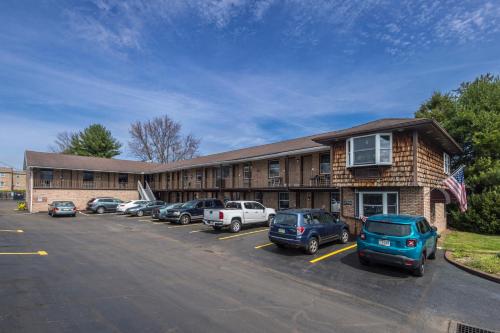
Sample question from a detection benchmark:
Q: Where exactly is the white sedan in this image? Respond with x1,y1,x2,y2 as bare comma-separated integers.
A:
116,200,149,213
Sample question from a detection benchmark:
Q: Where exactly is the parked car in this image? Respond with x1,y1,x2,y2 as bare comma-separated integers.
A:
356,214,439,277
163,198,224,224
86,197,123,214
203,201,276,232
116,200,149,213
126,200,166,217
152,203,183,220
268,209,350,255
48,201,77,217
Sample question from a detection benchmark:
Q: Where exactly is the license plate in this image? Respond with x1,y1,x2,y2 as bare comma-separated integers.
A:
63,208,70,211
378,239,390,247
278,228,285,234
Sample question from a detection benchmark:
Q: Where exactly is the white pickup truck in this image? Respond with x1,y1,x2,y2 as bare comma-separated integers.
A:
203,201,276,233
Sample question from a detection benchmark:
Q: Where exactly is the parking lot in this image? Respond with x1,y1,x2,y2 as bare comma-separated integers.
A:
1,202,499,333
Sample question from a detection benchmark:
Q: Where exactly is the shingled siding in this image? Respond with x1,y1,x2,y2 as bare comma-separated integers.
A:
417,137,447,188
330,131,415,187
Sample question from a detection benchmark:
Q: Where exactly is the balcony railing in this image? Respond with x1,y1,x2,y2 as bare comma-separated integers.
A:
33,179,136,190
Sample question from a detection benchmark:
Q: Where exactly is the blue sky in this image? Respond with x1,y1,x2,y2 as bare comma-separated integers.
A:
1,0,500,168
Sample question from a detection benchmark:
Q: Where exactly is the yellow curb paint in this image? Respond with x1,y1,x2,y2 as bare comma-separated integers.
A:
0,250,48,256
0,230,24,233
309,244,357,264
254,242,274,249
218,228,268,240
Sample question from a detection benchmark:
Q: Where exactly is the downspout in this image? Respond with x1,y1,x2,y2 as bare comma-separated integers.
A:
29,168,33,213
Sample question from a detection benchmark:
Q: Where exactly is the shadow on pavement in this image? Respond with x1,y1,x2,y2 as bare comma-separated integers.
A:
340,252,412,278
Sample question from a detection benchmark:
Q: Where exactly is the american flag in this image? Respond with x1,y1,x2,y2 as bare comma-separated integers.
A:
443,166,467,212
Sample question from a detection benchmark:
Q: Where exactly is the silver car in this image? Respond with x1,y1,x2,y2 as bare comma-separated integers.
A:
48,201,77,217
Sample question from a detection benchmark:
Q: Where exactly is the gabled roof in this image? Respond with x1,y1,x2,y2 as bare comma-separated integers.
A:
311,118,462,154
24,151,161,173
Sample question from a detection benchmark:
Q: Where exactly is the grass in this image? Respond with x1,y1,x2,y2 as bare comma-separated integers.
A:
443,231,500,275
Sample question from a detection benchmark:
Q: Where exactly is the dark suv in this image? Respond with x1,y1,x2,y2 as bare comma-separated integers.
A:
164,198,224,224
87,197,122,214
269,209,350,254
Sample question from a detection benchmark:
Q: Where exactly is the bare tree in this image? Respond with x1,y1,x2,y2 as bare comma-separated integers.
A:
128,115,200,163
49,131,75,153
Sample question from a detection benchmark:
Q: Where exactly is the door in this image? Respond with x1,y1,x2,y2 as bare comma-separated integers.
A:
319,212,338,241
192,201,204,219
310,211,329,242
252,202,267,222
302,155,312,186
243,202,261,224
417,220,433,254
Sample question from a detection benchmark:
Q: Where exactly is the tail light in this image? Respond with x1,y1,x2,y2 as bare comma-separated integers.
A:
296,226,305,235
406,239,417,247
219,211,224,219
360,233,366,240
72,207,76,211
54,208,59,211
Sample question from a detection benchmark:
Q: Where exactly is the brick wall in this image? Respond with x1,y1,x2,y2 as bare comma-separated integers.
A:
30,189,139,212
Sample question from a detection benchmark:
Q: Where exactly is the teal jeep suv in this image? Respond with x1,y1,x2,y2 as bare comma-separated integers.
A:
357,215,439,277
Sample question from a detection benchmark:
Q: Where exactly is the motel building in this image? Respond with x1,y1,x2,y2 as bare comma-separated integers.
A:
23,118,461,233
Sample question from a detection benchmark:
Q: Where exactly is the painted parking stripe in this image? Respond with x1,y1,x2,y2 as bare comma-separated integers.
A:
218,228,268,240
309,244,357,264
78,211,90,216
0,229,24,233
167,224,202,229
254,242,273,249
0,250,48,256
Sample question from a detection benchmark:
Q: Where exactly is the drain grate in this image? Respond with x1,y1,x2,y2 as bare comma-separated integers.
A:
449,321,498,333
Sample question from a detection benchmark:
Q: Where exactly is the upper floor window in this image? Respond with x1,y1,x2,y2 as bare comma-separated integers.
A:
118,173,128,183
268,160,280,178
320,154,331,174
83,171,94,182
243,164,252,179
0,173,5,178
40,169,53,181
196,170,203,182
346,133,392,167
443,152,450,175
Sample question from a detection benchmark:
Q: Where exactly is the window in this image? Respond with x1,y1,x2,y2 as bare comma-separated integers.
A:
255,192,263,203
320,154,331,174
331,190,340,213
83,171,94,182
196,170,203,182
346,133,392,167
0,173,5,178
227,202,242,209
40,169,53,181
268,160,280,178
274,213,297,226
243,164,252,179
443,152,450,175
278,192,289,210
0,181,4,187
365,221,411,236
118,173,128,184
357,191,398,217
253,202,265,210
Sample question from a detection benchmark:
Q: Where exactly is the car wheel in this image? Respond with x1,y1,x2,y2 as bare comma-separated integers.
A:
340,229,349,244
268,215,275,227
212,226,222,231
230,219,242,233
428,240,437,260
413,254,425,277
72,214,76,217
275,243,286,249
137,210,144,217
359,257,370,266
305,237,319,255
180,215,191,225
96,207,105,214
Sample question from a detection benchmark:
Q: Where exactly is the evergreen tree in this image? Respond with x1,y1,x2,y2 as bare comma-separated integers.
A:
66,124,122,158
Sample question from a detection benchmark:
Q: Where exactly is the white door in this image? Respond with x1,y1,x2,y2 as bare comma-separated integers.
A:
251,202,267,222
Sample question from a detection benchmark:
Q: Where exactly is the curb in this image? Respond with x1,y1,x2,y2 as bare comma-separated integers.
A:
444,250,500,284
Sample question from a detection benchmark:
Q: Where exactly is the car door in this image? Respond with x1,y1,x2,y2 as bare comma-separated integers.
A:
311,211,329,242
101,199,112,211
243,202,257,224
422,219,435,254
192,201,204,219
252,202,267,222
324,212,341,240
319,212,338,241
417,220,432,254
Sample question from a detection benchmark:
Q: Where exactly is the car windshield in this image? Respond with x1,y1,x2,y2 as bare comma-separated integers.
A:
181,201,197,209
274,213,297,226
365,221,411,237
54,201,74,207
225,202,241,209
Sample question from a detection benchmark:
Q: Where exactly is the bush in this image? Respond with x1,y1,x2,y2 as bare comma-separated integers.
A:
449,188,500,234
17,202,27,211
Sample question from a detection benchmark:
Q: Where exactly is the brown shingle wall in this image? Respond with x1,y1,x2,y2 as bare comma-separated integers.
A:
417,137,446,188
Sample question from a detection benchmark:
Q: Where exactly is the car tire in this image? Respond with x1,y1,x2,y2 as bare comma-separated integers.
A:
230,219,242,233
180,215,191,225
137,210,144,217
212,226,222,231
428,241,437,260
359,257,370,266
275,243,286,249
305,237,319,255
72,214,76,217
96,207,105,214
340,229,349,244
267,215,275,227
413,254,425,277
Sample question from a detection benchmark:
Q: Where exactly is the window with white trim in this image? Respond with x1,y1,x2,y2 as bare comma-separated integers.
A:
443,152,450,175
278,192,289,210
268,160,280,178
0,173,5,178
357,191,398,217
346,133,392,167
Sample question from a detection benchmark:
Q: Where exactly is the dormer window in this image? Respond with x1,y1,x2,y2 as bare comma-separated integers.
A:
346,133,392,167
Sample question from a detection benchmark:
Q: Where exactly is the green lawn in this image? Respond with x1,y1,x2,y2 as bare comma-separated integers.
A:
443,231,500,275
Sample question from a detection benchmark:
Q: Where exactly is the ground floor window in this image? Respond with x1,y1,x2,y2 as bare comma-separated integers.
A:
278,192,290,210
357,191,398,217
331,190,340,213
255,192,263,203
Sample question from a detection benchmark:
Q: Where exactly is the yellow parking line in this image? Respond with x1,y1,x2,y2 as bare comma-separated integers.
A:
218,228,268,240
309,244,357,264
254,242,273,249
0,250,48,256
167,224,201,229
189,228,210,234
0,229,24,233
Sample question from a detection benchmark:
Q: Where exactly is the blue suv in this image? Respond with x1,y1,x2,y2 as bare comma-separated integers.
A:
357,215,439,277
268,209,350,254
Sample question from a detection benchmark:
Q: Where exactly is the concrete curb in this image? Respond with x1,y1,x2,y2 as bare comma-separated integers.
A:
444,250,500,284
